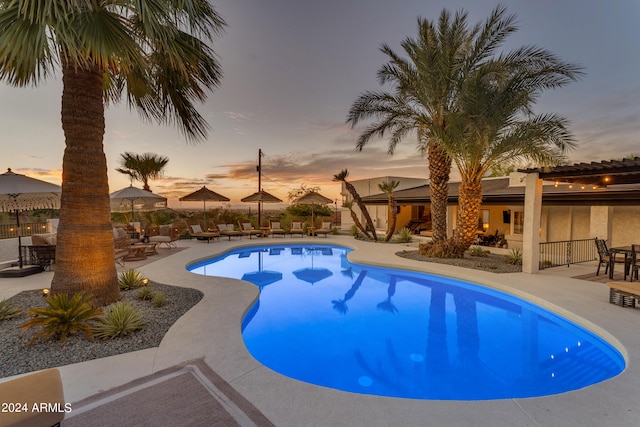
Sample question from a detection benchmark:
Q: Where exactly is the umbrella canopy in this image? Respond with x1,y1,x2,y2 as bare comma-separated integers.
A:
179,186,230,228
294,191,333,227
0,168,61,212
109,186,167,227
241,190,282,203
0,168,61,272
241,190,283,227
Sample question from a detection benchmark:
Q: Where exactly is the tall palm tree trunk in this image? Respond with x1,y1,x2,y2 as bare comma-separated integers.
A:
344,181,378,241
347,206,368,237
385,195,397,242
50,62,120,307
428,143,451,241
452,175,483,256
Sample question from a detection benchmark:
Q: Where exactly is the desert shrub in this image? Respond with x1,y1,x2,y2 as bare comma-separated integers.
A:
0,298,21,320
349,224,360,237
504,248,523,265
95,302,145,339
118,269,145,290
137,287,154,300
468,246,488,257
152,292,166,307
19,292,103,345
396,227,413,243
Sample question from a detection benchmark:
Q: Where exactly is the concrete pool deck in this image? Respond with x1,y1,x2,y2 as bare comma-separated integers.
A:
1,235,639,426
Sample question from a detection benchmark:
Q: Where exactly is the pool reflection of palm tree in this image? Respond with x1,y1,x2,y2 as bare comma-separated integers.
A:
377,276,398,314
241,250,282,291
332,270,367,314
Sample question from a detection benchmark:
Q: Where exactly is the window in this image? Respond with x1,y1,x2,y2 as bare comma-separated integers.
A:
513,211,524,234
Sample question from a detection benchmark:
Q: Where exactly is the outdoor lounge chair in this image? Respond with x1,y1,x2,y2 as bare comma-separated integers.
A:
290,221,304,237
238,220,262,239
269,220,286,237
315,221,332,238
216,223,243,241
184,220,219,243
146,224,180,248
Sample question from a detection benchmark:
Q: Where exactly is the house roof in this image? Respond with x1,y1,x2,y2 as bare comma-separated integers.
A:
361,175,640,206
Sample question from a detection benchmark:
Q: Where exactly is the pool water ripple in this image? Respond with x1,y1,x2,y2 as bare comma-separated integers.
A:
188,244,625,400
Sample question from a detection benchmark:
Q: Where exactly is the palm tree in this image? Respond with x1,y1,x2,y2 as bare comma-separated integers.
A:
378,180,399,242
0,0,225,306
333,169,377,241
443,47,582,255
341,200,368,238
116,152,169,192
347,6,536,256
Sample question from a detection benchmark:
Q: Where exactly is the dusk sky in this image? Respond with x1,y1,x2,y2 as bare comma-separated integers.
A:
1,0,639,209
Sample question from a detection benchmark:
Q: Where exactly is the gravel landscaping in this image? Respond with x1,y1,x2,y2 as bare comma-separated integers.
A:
0,282,202,378
396,250,523,273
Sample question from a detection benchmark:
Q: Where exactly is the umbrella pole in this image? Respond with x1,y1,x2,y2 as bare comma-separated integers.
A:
203,200,206,230
15,210,23,269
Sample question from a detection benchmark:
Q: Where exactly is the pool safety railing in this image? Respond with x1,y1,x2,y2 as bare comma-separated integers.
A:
539,238,598,270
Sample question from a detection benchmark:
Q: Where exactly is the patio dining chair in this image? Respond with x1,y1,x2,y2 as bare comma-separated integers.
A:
594,238,628,277
630,244,640,282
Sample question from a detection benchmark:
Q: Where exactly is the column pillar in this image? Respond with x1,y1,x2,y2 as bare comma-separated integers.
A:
523,173,542,273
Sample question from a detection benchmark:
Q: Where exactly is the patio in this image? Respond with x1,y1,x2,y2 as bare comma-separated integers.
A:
1,235,639,426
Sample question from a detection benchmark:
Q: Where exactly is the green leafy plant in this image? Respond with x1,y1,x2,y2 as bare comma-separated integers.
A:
0,298,22,320
137,287,154,301
19,293,103,345
118,269,146,290
350,224,361,237
94,302,145,339
469,246,488,257
152,292,166,307
504,248,523,265
396,227,413,243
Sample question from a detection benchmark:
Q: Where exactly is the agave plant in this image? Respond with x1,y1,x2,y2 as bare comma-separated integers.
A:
118,269,146,290
19,293,103,345
0,298,22,320
95,302,145,339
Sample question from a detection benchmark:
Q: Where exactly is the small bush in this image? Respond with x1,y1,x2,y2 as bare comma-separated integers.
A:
469,246,488,257
504,248,523,265
137,287,154,301
396,227,413,243
0,298,21,320
19,292,103,345
152,292,166,307
349,224,360,237
118,269,145,290
95,302,145,339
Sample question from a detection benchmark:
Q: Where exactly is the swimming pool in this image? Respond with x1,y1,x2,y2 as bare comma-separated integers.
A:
188,244,625,400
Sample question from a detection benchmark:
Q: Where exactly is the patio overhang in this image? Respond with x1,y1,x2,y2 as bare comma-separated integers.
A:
518,157,640,186
519,157,640,274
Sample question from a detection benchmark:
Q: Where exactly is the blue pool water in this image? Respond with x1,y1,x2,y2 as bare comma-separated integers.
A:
188,244,625,400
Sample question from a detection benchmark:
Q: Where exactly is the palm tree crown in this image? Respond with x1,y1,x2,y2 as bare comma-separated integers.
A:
117,152,169,192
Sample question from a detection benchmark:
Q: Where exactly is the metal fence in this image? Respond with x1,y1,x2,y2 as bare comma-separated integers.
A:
539,238,598,270
0,222,49,240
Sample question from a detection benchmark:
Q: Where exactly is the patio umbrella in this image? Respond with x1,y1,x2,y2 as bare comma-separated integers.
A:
241,190,282,228
179,186,230,229
294,191,333,228
109,185,167,231
0,168,61,276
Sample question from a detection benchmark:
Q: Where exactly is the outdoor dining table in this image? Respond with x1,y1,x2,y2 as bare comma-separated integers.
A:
609,246,633,279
